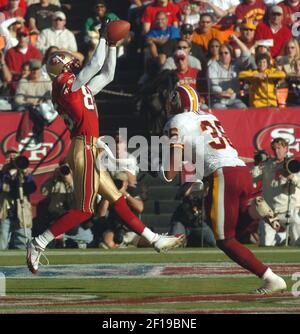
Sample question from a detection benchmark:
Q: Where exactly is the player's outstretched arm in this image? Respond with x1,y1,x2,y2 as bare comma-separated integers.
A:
160,145,183,182
87,45,117,95
71,37,107,92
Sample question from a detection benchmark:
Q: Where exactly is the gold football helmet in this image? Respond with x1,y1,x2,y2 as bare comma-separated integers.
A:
46,51,76,80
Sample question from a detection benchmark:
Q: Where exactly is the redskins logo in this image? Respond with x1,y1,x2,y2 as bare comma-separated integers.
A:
253,123,300,156
1,129,65,166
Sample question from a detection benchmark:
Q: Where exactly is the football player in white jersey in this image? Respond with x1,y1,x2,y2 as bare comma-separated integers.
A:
161,84,287,294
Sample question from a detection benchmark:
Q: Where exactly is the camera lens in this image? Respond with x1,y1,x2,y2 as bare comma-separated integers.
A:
59,164,71,175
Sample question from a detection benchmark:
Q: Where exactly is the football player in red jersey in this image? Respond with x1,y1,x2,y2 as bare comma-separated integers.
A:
26,29,184,274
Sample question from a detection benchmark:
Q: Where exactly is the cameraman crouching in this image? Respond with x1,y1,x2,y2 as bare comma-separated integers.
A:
0,148,36,249
252,138,300,246
169,182,216,247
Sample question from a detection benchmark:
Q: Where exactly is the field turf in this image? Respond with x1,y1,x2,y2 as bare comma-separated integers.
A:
0,247,299,314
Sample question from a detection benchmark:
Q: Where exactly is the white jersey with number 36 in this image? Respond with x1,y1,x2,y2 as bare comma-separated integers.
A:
163,112,245,177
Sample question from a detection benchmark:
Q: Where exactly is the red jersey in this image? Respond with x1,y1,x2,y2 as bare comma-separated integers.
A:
141,3,179,28
176,67,200,90
235,0,266,24
52,71,100,138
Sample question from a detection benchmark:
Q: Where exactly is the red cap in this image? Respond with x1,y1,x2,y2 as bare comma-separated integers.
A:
17,27,29,37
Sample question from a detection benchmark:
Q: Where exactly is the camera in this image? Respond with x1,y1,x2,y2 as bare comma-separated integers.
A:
284,158,300,174
59,164,71,176
254,150,269,165
113,224,126,244
14,155,29,170
6,155,29,171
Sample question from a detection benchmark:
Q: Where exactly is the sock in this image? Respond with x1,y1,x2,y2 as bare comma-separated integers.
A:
35,229,55,249
141,227,158,244
113,196,145,235
217,239,268,277
49,209,92,237
262,268,277,280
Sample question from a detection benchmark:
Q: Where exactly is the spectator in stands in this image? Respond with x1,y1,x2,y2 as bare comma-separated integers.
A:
14,59,53,112
254,5,292,59
173,48,201,90
207,38,221,66
9,60,30,96
1,0,26,20
84,0,118,35
278,0,300,28
0,49,12,110
231,20,256,58
252,137,300,246
178,1,201,28
5,27,42,76
239,53,286,107
0,148,36,249
36,11,78,55
191,13,223,52
286,57,300,106
26,0,61,33
159,23,207,68
169,182,216,247
277,38,300,75
0,16,24,52
198,0,239,19
0,0,26,11
145,11,180,60
141,0,179,34
208,43,247,109
235,0,266,26
162,39,201,71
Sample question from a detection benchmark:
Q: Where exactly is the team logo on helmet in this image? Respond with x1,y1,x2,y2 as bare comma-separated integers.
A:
46,51,75,79
177,84,199,113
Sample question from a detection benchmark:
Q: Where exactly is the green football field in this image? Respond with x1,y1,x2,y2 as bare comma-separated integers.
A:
0,247,299,314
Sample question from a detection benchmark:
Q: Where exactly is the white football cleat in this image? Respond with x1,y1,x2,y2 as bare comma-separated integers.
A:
26,239,45,274
255,273,287,295
153,234,185,253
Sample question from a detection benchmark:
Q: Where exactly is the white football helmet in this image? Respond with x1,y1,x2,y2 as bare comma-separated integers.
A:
46,51,77,80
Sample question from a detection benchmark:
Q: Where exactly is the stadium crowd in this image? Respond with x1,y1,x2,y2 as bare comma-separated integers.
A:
1,0,300,250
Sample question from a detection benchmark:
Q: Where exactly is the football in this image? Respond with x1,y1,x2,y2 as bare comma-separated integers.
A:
107,20,131,43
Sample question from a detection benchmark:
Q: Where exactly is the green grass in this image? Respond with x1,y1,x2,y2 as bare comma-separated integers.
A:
0,247,299,313
0,246,299,266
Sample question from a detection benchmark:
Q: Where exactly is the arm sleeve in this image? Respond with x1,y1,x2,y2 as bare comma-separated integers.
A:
0,17,17,40
86,46,117,96
208,63,222,94
14,82,26,106
71,38,107,92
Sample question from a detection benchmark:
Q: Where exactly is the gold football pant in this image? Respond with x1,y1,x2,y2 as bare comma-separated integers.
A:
67,136,122,213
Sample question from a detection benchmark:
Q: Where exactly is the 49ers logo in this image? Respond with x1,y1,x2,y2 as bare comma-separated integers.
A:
1,129,65,168
254,123,300,156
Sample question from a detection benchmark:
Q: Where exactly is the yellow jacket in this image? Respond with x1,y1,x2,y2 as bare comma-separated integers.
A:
239,68,286,107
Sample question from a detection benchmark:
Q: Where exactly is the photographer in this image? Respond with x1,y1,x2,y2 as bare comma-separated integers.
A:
169,182,216,247
0,148,36,249
97,172,148,249
41,157,93,248
252,138,300,246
